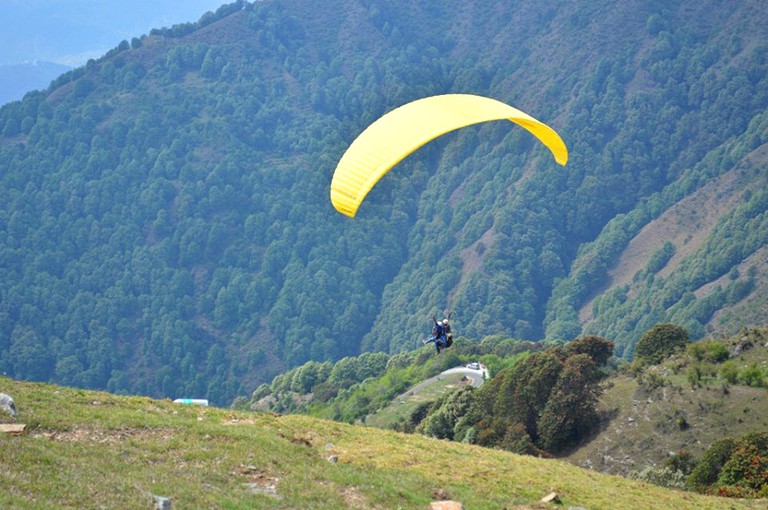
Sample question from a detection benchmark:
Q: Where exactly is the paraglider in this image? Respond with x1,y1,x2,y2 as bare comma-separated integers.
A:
330,93,568,217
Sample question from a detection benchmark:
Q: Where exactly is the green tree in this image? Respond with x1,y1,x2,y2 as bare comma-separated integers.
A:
565,335,615,366
738,363,765,387
355,351,389,381
417,387,474,440
9,326,52,382
686,438,735,492
634,323,689,366
328,357,359,388
537,354,601,452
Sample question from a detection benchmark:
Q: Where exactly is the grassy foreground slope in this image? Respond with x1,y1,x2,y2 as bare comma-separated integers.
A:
1,377,763,509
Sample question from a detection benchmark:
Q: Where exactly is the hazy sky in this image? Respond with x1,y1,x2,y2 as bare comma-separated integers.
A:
1,0,229,66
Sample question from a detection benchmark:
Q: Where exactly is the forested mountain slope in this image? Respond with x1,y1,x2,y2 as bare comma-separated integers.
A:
1,0,766,405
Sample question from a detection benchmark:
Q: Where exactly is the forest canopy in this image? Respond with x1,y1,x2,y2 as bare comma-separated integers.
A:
1,0,767,405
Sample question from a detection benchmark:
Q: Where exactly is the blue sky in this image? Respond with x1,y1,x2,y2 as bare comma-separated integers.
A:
1,0,228,66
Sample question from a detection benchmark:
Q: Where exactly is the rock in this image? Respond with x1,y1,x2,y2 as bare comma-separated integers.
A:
0,393,16,419
327,454,339,463
429,501,464,510
732,339,754,356
0,424,26,435
243,481,279,498
153,495,171,510
541,492,560,503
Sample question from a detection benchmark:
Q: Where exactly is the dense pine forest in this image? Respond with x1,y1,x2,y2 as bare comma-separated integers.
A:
1,0,767,405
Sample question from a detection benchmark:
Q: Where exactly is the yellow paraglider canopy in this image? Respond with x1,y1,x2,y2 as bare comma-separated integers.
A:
330,93,568,217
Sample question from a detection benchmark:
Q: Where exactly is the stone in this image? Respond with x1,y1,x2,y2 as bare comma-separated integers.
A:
429,501,464,510
0,393,16,419
541,492,561,503
0,424,26,435
153,495,171,510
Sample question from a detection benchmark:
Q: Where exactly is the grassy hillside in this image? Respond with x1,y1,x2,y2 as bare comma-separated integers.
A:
1,376,764,509
566,328,768,477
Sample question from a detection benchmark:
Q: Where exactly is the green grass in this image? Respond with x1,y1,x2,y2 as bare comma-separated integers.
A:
1,376,765,509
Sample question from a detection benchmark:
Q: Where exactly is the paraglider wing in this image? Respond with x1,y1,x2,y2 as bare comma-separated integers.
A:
330,93,568,217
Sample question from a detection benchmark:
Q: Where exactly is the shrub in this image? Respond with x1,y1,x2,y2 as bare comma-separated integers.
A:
719,361,739,384
638,368,667,392
664,450,697,475
686,365,702,388
738,363,765,387
687,340,729,363
715,485,754,498
630,466,686,489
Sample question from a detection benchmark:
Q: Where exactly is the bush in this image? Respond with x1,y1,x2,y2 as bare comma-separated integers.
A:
664,450,697,475
719,361,739,384
630,466,686,489
687,364,702,388
738,363,765,387
687,340,729,363
638,368,667,391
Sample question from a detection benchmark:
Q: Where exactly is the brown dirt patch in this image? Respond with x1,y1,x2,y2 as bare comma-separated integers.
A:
38,426,175,444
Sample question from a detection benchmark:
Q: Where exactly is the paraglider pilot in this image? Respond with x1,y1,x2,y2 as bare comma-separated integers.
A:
423,316,450,353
